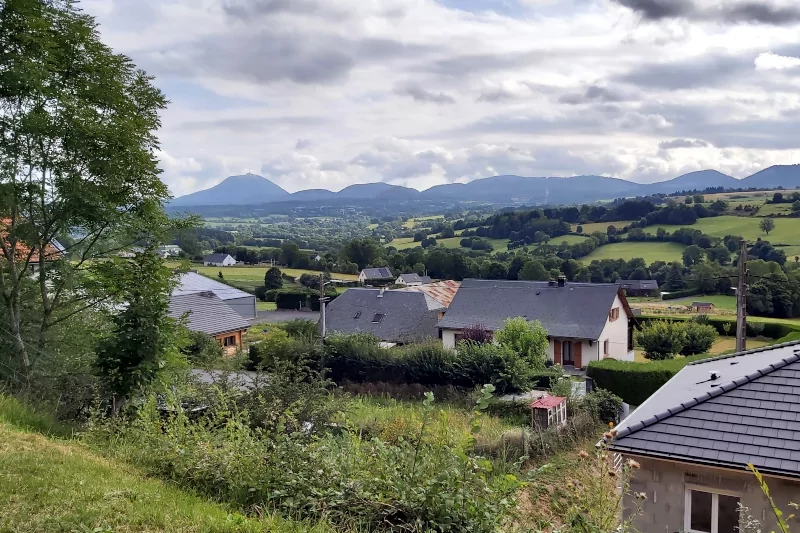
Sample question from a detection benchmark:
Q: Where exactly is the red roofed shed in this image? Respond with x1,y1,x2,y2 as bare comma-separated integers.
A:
531,396,567,429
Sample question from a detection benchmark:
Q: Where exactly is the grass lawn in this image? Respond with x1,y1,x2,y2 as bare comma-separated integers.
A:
256,301,277,311
194,265,358,282
0,397,332,533
573,221,635,234
387,237,418,249
644,215,800,247
583,242,685,263
547,234,593,246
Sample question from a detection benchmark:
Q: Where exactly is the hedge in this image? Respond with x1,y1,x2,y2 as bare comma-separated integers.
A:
587,354,712,406
274,289,312,310
638,315,800,340
661,288,701,301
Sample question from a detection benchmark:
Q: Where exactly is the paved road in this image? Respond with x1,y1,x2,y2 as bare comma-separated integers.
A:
251,310,320,324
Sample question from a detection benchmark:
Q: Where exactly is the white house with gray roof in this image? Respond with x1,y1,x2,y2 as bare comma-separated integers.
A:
609,341,800,533
437,278,637,368
395,273,432,286
358,267,394,284
203,253,236,267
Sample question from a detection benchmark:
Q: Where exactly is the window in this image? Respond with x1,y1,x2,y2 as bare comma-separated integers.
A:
353,311,361,319
222,335,237,347
603,340,610,356
609,307,620,321
684,488,740,533
372,313,384,323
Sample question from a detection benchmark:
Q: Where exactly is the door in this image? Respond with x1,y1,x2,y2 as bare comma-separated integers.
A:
554,340,562,365
562,341,573,366
573,341,582,369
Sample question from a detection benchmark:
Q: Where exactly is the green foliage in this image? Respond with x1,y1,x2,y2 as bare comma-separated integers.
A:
283,319,319,340
95,250,183,412
88,384,524,532
494,317,549,370
581,388,623,424
680,321,717,356
264,267,283,290
519,259,549,281
247,328,296,370
760,217,776,235
636,320,686,360
274,289,311,310
181,328,224,365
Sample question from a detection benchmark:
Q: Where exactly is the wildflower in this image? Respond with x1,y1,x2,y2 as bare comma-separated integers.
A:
609,421,615,428
579,450,589,459
627,459,641,470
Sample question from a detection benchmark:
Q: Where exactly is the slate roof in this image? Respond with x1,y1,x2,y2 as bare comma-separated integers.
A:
173,272,254,301
692,301,714,307
360,267,394,280
395,280,460,308
609,341,800,479
204,253,232,263
398,273,432,284
617,279,658,291
437,279,624,340
169,292,250,336
323,288,445,343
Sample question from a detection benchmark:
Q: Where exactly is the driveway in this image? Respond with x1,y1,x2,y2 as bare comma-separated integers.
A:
251,310,320,324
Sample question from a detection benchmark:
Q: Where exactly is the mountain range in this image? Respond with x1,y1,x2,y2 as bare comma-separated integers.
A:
168,164,800,208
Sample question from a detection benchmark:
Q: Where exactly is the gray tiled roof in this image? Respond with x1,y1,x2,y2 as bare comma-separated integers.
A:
323,288,444,343
361,267,394,280
398,273,432,284
204,253,232,263
169,292,250,336
173,272,253,301
610,341,800,478
437,279,621,340
617,279,658,291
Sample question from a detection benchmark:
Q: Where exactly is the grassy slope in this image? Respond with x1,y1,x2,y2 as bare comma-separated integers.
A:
0,397,333,533
645,215,800,246
195,265,358,282
583,242,685,263
574,221,635,233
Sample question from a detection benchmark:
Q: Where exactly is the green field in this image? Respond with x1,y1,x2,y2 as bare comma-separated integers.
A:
645,215,800,246
574,221,635,234
367,223,378,230
548,234,593,246
195,266,358,283
387,236,509,252
403,215,443,229
583,242,686,263
661,294,737,311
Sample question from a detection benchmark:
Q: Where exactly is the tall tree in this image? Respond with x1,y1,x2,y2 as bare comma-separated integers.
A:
341,237,384,270
264,267,283,290
0,0,178,382
759,217,776,235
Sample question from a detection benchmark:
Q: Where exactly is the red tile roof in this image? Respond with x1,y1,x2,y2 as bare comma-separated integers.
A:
531,396,566,409
394,280,460,308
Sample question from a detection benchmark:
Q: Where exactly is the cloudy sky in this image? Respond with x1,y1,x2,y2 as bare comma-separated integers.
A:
81,0,800,196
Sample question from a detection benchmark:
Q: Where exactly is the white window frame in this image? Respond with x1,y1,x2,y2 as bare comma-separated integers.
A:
683,485,742,533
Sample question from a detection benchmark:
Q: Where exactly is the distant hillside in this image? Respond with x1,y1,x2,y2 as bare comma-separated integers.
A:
742,165,800,189
288,189,338,201
170,174,289,206
338,182,421,199
644,170,739,194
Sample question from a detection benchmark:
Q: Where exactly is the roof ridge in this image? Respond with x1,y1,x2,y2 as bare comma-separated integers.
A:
613,348,800,441
687,338,800,365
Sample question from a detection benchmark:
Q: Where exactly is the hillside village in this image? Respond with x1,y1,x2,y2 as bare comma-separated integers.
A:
4,2,800,533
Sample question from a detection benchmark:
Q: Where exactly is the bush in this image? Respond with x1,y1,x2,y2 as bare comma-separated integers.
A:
283,319,319,340
582,388,623,424
274,289,311,310
587,355,712,405
181,329,224,365
494,317,548,370
636,320,686,360
254,285,268,301
247,328,295,370
680,321,717,356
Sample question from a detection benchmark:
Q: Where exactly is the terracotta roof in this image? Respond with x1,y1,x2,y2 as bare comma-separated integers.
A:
0,218,63,263
394,280,460,308
531,396,566,409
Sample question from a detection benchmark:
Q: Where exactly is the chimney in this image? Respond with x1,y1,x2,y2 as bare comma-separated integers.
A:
557,275,566,287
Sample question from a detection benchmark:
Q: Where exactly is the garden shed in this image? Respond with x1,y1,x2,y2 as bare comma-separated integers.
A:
530,396,567,429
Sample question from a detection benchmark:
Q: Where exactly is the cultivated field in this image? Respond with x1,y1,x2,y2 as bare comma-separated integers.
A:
582,242,686,263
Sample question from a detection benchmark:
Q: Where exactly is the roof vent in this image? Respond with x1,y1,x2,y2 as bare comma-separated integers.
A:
709,370,720,380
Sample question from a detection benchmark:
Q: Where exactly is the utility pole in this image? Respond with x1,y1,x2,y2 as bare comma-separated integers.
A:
736,240,748,353
319,273,329,340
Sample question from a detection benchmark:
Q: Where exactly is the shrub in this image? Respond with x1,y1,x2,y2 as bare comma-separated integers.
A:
283,318,319,340
254,285,268,301
181,329,224,365
461,323,493,343
636,320,686,360
680,321,717,356
582,388,623,424
247,328,295,370
456,340,533,393
274,289,311,310
494,317,548,370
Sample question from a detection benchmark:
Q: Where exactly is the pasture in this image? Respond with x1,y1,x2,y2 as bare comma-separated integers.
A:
573,221,635,234
644,215,800,246
403,215,444,229
194,265,359,288
582,242,685,263
387,236,510,252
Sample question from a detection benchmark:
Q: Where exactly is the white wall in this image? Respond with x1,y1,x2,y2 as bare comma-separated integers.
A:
442,329,458,349
596,294,634,362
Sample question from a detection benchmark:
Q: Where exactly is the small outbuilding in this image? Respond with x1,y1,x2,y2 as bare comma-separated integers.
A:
692,301,714,313
530,396,568,429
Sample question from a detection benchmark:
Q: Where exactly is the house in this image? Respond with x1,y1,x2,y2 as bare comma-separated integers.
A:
169,292,250,356
173,272,256,319
157,244,182,258
203,253,236,267
693,301,715,313
395,273,433,287
608,341,800,533
0,218,65,272
617,279,659,297
394,280,460,308
437,277,637,367
322,288,445,344
358,267,394,284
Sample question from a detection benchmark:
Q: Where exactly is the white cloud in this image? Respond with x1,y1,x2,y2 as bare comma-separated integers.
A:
755,52,800,71
79,0,800,195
